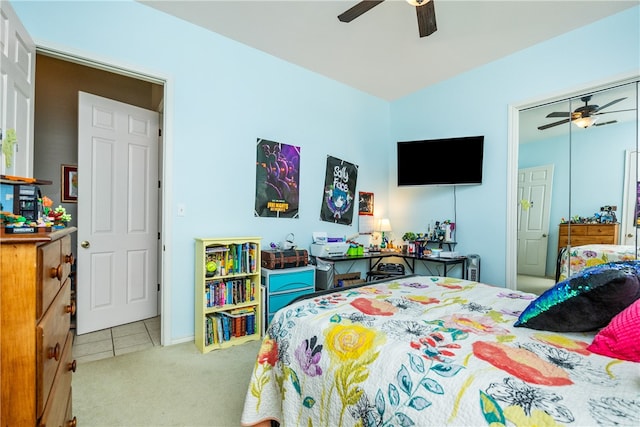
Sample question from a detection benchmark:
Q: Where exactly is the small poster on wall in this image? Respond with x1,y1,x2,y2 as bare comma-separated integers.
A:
319,155,358,225
254,138,300,218
358,191,374,215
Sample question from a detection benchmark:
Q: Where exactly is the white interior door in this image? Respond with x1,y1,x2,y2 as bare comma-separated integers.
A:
0,1,35,177
77,92,159,334
622,150,638,246
517,165,554,276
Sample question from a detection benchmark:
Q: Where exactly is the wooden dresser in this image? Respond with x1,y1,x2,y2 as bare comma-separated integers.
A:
557,223,620,251
1,227,77,427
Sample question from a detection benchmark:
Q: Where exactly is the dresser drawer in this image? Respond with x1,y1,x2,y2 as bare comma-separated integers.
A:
37,279,72,416
267,269,315,293
38,239,62,320
586,225,617,236
269,288,315,318
38,332,74,427
59,235,73,288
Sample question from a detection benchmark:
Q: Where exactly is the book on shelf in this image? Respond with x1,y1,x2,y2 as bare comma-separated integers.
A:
204,242,259,277
205,279,257,308
208,309,255,342
205,245,230,253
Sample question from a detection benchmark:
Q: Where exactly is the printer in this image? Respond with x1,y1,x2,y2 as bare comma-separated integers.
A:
309,232,349,257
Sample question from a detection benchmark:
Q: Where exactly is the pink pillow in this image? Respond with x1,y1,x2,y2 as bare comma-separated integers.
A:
587,298,640,362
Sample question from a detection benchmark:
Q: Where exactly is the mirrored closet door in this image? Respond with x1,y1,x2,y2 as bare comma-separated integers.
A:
516,80,639,294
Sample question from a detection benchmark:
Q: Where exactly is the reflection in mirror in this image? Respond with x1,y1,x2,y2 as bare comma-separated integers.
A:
516,80,638,295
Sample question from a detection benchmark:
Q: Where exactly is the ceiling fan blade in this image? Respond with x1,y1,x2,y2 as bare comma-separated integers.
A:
594,120,618,127
338,0,385,23
593,108,636,116
416,0,437,37
594,97,626,112
546,111,571,118
538,118,571,130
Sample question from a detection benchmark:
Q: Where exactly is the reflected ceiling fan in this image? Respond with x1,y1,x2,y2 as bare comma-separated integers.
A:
537,95,628,130
338,0,437,38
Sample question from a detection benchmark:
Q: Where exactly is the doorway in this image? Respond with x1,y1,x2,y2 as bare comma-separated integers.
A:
517,164,554,276
34,53,165,337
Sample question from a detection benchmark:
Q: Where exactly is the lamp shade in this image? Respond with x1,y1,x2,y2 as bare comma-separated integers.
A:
406,0,431,6
379,218,392,232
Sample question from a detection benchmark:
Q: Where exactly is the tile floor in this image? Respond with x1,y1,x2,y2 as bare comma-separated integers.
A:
73,316,161,363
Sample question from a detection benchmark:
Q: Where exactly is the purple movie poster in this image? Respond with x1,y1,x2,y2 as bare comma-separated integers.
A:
255,138,300,218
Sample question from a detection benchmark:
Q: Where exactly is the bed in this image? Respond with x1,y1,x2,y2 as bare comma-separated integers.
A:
241,272,640,427
557,244,638,282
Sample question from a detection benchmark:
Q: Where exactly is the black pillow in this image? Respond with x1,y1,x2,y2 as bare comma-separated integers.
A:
514,261,640,332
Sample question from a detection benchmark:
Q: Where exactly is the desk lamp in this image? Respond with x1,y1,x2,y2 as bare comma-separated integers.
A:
379,218,392,248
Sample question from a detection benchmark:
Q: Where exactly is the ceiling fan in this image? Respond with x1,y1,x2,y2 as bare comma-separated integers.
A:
537,95,628,130
338,0,437,38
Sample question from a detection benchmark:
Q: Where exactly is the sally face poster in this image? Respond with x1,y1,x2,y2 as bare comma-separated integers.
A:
320,156,358,225
255,138,300,218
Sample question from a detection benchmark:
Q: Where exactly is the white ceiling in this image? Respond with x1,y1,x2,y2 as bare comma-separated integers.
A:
139,0,637,101
139,0,638,143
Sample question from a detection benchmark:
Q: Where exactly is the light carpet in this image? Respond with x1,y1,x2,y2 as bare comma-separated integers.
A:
73,339,262,426
516,274,555,295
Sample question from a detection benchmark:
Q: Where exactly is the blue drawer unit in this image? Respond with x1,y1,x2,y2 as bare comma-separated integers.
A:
261,266,315,327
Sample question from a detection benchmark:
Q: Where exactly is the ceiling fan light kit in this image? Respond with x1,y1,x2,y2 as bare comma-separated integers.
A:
406,0,431,6
338,0,437,38
573,116,598,129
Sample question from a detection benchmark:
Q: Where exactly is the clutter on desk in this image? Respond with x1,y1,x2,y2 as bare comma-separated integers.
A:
428,220,455,242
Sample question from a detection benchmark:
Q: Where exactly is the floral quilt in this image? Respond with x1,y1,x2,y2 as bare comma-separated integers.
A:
558,244,638,281
241,276,640,427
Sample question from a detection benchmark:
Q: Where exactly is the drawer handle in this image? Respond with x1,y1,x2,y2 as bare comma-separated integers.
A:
65,252,75,265
50,265,63,280
67,416,78,427
68,359,77,373
48,342,61,361
66,300,77,316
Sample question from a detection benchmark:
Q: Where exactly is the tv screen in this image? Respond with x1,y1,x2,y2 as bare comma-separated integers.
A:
397,136,484,186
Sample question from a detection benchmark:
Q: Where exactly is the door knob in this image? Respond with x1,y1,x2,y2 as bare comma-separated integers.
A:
81,241,90,249
542,234,547,238
628,233,634,238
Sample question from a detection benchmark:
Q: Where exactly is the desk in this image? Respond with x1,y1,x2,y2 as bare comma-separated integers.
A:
316,252,467,279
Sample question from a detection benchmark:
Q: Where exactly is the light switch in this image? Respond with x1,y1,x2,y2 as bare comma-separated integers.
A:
177,204,186,217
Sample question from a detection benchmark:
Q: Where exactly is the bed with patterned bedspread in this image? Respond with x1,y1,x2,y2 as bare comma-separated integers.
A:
557,244,637,281
241,275,640,427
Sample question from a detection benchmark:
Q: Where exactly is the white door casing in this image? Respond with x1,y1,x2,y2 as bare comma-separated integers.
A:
77,92,159,334
622,150,638,246
517,165,554,276
0,1,35,177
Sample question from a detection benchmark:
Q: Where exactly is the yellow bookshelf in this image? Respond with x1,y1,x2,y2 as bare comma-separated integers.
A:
194,237,261,353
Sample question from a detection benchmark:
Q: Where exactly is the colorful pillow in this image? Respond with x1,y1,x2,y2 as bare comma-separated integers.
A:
587,298,640,362
514,261,640,332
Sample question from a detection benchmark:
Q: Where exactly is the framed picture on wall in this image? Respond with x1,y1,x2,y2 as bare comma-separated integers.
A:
61,164,78,203
359,191,374,216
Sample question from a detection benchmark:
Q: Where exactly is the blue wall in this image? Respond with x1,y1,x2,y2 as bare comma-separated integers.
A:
389,6,639,286
12,0,640,342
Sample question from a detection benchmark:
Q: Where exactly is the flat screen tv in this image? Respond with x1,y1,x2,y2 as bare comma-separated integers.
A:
397,136,484,186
